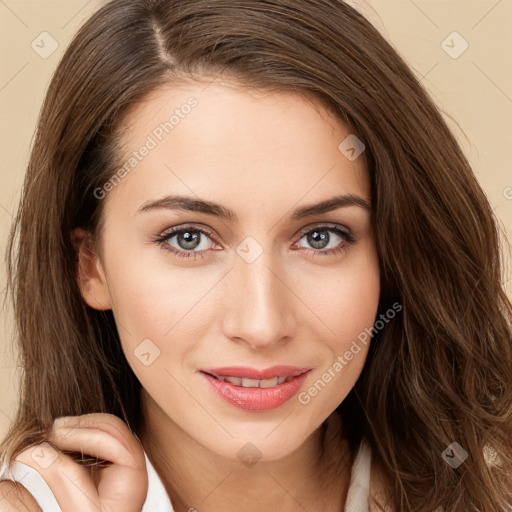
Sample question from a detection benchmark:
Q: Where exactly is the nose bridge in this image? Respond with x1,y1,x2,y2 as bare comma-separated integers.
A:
222,249,296,348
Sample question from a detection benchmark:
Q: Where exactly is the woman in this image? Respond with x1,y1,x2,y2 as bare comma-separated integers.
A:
1,0,511,511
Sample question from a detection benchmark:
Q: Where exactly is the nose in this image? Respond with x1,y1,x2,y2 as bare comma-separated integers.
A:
221,253,297,351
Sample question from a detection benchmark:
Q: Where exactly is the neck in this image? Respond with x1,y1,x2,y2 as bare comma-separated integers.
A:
138,392,353,512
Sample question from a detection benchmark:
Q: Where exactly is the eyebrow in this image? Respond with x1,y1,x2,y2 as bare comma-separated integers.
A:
138,193,371,221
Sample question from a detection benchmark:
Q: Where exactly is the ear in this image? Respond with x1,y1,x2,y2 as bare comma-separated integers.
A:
71,227,112,311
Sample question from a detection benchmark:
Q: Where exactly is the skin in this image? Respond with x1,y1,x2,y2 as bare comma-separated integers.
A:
67,80,380,511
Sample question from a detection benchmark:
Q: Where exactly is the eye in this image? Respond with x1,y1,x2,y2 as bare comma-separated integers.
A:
153,223,357,261
154,224,218,260
293,224,357,258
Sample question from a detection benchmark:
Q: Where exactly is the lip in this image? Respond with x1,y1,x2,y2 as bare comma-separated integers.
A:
201,365,311,380
200,367,312,412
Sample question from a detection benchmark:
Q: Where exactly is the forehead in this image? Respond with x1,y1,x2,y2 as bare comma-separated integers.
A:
106,81,370,215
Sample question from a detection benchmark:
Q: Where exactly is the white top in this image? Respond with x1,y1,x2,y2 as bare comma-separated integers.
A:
0,440,372,511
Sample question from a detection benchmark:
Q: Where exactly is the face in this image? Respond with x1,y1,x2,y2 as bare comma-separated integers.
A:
76,80,380,462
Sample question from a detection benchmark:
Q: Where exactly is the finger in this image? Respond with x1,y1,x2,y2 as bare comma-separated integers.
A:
49,425,134,467
54,414,144,466
15,442,100,512
50,423,148,509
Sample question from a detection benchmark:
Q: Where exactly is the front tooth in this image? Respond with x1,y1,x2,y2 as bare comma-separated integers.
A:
223,376,242,386
220,376,289,388
241,378,260,388
259,377,278,388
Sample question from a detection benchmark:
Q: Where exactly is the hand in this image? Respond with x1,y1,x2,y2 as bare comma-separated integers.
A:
14,413,148,512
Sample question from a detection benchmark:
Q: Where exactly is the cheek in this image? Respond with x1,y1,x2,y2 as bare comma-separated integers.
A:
108,266,174,338
298,273,378,413
332,269,380,344
296,242,380,342
103,239,204,338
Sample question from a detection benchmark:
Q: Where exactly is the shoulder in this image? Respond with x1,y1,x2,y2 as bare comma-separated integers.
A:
0,481,42,512
368,454,395,512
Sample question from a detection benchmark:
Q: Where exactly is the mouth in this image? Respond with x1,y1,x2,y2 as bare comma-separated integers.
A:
204,374,296,388
200,365,311,386
199,366,313,412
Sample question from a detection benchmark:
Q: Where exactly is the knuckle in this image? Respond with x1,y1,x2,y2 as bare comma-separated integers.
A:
91,416,135,444
96,413,131,432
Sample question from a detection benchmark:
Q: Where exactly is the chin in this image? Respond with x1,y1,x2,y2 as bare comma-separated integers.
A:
212,436,305,464
194,418,318,464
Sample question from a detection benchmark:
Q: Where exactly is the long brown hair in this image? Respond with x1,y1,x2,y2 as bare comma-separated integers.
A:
2,1,511,510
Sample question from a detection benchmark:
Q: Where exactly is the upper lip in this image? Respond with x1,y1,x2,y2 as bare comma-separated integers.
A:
201,366,312,380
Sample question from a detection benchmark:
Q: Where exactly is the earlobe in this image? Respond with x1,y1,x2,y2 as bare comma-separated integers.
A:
70,227,112,311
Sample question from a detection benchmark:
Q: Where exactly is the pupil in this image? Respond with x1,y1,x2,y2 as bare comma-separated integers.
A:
178,230,200,250
308,229,329,249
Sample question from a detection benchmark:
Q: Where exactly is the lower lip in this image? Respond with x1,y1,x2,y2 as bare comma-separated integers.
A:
200,371,311,412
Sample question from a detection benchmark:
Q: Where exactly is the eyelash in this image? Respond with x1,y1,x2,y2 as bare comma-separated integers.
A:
153,223,357,261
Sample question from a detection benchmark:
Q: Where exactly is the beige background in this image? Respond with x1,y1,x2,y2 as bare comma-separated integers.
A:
1,0,511,439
